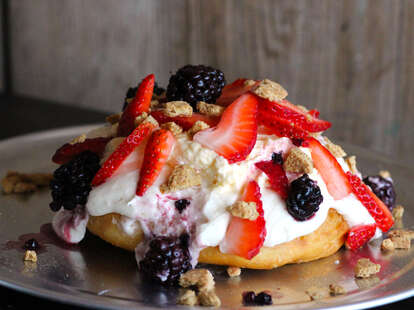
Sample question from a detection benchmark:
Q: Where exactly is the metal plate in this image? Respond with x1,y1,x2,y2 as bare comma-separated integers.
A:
0,125,413,310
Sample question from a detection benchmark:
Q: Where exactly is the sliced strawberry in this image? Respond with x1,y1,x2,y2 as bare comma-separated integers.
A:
136,129,175,196
92,122,155,186
52,137,111,164
308,109,320,118
255,160,288,199
258,99,331,133
193,93,258,164
216,78,259,106
150,110,219,130
222,180,266,259
305,137,352,200
259,111,309,140
346,172,394,232
118,74,155,137
345,224,377,251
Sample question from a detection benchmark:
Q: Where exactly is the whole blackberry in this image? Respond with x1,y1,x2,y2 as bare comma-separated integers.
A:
139,235,192,285
122,82,165,111
363,175,396,211
286,174,323,221
166,65,226,108
49,151,100,212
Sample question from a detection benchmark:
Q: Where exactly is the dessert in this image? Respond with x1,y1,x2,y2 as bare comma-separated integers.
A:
48,65,396,287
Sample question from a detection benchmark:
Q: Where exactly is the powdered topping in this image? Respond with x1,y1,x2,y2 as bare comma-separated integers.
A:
160,164,201,193
283,147,313,174
253,79,288,102
228,201,259,221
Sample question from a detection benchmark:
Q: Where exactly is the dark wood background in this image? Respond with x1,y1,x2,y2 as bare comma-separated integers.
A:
1,0,413,167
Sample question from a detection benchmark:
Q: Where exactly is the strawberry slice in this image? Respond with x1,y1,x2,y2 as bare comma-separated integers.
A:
222,180,266,259
150,110,219,130
305,137,352,200
255,160,288,199
346,172,394,232
258,99,331,133
136,129,175,196
259,111,310,140
92,122,155,186
345,224,377,251
216,78,259,106
118,74,155,137
52,137,110,164
193,93,258,164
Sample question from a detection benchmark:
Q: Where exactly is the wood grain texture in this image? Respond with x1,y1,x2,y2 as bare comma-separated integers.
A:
8,0,414,166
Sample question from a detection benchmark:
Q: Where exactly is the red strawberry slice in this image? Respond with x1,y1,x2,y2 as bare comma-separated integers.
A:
118,74,155,137
308,109,320,118
346,172,394,232
305,137,352,200
216,78,259,106
150,110,219,130
222,180,266,259
345,224,377,251
255,160,288,199
258,111,309,140
193,93,258,164
136,129,176,196
258,99,331,133
52,137,110,164
92,122,155,186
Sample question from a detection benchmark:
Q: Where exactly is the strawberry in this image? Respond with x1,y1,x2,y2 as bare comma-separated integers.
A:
346,172,394,232
305,137,352,200
345,224,377,251
222,180,266,259
92,122,155,186
150,110,219,130
216,78,259,106
52,137,111,164
255,160,288,199
193,93,258,164
258,99,331,133
118,74,155,137
136,129,176,196
258,112,310,140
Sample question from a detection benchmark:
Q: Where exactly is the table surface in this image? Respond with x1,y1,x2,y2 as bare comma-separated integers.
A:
0,95,413,310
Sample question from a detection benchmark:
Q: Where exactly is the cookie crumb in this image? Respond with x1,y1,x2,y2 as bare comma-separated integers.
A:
1,171,53,194
196,101,224,117
227,266,241,277
150,99,160,109
228,201,258,221
390,236,411,249
392,205,404,220
345,156,358,174
179,269,215,292
160,122,183,137
106,113,122,124
198,290,221,307
163,101,193,117
379,170,391,179
329,284,346,296
253,79,288,102
244,79,257,87
324,137,346,158
283,147,313,174
69,134,87,145
305,286,328,300
24,250,37,263
354,258,380,278
160,165,201,193
188,121,210,137
133,112,148,127
381,238,395,251
177,289,198,306
388,229,414,240
355,276,380,290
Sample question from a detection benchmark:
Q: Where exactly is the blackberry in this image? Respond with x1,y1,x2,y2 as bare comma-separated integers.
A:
363,175,396,211
139,235,192,286
242,291,273,306
271,152,283,165
49,151,100,212
24,238,39,251
174,199,190,213
242,291,256,305
122,82,165,111
286,174,323,221
166,65,226,108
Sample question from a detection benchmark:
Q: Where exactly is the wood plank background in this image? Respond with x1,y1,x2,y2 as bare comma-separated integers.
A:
0,3,3,92
7,0,414,166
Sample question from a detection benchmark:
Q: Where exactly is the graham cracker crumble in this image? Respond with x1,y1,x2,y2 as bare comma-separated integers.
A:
345,156,358,174
354,258,380,278
228,201,258,221
390,236,411,249
106,112,122,124
244,79,257,87
160,165,201,193
163,101,193,117
198,290,221,307
379,170,391,179
150,99,160,109
381,238,395,251
196,101,224,117
392,205,404,220
160,122,183,137
226,266,241,277
134,112,148,127
253,79,288,102
329,284,346,296
283,147,313,174
69,134,87,145
24,250,37,263
324,137,346,158
188,121,210,137
179,268,215,293
355,276,380,290
305,286,328,300
388,229,414,240
2,171,53,194
100,137,125,164
177,289,198,306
